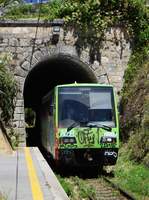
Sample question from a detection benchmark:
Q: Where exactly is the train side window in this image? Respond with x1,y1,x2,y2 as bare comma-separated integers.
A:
49,93,54,116
49,105,53,116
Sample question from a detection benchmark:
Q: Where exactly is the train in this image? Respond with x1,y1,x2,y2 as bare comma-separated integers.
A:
40,83,119,168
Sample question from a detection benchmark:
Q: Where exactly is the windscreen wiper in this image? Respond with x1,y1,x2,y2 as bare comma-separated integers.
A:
67,122,80,132
86,122,112,131
67,121,112,132
67,120,89,132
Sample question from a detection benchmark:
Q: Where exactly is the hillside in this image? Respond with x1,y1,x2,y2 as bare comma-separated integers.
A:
121,49,149,166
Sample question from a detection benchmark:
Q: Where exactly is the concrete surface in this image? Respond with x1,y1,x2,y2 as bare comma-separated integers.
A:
0,147,69,200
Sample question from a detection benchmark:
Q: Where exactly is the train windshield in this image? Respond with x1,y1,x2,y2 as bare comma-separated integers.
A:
58,86,116,128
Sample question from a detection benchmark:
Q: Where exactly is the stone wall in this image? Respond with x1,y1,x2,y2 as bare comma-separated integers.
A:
0,20,131,145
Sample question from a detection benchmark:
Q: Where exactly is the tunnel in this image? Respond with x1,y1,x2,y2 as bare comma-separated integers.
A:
23,54,98,146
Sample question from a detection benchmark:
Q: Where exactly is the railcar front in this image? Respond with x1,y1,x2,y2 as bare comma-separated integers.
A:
54,83,119,167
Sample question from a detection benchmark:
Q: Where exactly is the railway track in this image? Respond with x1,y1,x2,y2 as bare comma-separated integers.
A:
42,150,136,200
57,169,136,200
83,177,134,200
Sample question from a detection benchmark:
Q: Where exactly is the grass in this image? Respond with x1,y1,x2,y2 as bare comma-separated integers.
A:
57,175,76,199
110,145,149,200
57,175,96,200
56,147,149,200
71,176,96,199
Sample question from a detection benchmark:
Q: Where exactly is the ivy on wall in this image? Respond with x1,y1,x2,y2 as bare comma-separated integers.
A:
0,55,18,125
59,0,148,45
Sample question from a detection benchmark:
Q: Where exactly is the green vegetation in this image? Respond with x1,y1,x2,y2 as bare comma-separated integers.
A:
0,55,18,125
25,108,36,128
57,175,95,200
0,0,20,6
1,0,62,20
0,55,18,149
2,0,149,66
111,145,149,199
118,8,149,195
120,48,149,166
2,1,149,43
7,127,19,149
57,175,74,197
71,176,96,199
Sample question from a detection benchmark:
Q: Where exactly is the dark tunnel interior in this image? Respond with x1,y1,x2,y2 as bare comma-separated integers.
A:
23,54,98,146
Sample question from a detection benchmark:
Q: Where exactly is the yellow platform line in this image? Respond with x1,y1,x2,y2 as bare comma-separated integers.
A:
24,147,44,200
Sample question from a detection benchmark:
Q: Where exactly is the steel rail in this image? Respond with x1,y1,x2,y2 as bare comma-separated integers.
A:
103,176,136,200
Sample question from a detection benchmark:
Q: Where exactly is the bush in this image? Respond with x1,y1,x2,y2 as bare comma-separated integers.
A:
25,108,36,127
0,55,18,125
126,95,149,165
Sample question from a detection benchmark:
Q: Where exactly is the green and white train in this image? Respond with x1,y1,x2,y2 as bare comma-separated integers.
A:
40,83,119,168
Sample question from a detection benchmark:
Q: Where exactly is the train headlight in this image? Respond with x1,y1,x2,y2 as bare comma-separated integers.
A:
100,132,117,144
60,137,77,144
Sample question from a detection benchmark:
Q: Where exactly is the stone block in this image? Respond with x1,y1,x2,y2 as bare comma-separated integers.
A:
2,38,9,44
57,45,77,56
21,61,30,71
0,47,6,52
16,47,24,54
31,57,39,66
0,42,8,47
16,92,22,99
14,106,24,114
80,49,90,64
91,60,100,71
35,39,43,45
101,56,109,64
13,113,24,122
15,76,25,86
13,113,20,121
9,38,19,47
20,39,30,47
19,121,25,128
14,67,27,77
33,51,43,60
16,100,24,107
5,46,16,53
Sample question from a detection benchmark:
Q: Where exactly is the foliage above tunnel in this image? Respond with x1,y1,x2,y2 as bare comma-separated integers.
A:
2,0,149,48
59,0,148,46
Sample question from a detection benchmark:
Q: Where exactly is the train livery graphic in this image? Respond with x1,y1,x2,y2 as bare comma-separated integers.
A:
40,83,119,167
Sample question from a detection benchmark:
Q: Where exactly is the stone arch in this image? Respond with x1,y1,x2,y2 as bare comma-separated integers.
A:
24,53,97,108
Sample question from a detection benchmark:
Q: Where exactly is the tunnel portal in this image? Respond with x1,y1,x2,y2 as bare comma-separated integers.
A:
23,54,98,146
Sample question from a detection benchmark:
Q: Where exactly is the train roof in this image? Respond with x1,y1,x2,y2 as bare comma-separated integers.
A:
42,83,115,103
56,83,114,88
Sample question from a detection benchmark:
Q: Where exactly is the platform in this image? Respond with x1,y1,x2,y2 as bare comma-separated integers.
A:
0,147,69,200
